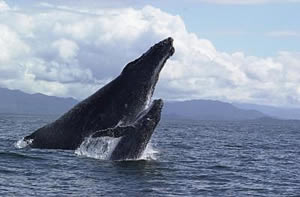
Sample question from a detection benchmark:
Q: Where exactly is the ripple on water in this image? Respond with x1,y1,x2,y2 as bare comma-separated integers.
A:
0,151,45,161
0,115,300,196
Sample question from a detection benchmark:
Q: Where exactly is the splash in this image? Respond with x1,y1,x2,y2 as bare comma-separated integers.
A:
14,138,33,149
75,136,158,161
75,136,121,160
139,142,159,160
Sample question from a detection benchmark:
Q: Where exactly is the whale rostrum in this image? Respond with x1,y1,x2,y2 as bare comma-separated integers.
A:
24,37,175,159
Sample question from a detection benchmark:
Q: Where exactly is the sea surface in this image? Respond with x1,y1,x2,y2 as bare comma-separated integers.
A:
0,114,299,196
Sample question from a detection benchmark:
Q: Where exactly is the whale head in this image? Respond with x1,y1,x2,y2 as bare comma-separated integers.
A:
118,37,174,124
121,37,174,79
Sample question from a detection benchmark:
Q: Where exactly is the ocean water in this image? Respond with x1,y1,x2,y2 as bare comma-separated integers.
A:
0,114,299,196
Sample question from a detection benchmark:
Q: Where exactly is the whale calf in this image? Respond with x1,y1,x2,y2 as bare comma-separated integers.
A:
24,37,174,153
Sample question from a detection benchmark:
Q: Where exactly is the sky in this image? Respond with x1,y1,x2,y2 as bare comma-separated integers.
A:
0,0,300,107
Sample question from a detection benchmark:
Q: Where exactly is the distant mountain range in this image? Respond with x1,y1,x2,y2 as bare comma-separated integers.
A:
232,103,300,120
0,87,77,115
1,87,299,120
163,100,266,121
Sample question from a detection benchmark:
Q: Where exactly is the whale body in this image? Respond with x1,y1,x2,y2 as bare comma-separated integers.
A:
24,37,175,157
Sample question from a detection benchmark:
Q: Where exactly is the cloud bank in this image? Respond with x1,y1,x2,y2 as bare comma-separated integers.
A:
0,1,300,107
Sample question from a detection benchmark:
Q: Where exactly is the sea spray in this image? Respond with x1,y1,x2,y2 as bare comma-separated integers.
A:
140,142,159,160
15,138,33,149
75,136,158,161
75,136,121,160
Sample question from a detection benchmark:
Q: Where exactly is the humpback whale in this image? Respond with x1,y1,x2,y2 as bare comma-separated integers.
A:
23,37,175,155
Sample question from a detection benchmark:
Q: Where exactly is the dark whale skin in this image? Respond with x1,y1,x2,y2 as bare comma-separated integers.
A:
24,37,174,150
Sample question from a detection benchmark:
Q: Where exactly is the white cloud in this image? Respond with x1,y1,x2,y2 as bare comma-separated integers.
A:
0,1,300,107
0,24,30,63
0,0,9,11
52,39,79,61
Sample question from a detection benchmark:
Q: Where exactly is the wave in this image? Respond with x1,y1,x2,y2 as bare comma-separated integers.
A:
0,151,44,160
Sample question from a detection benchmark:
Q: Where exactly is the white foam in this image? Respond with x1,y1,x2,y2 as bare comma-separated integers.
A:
75,136,121,160
139,142,159,160
75,136,159,161
14,138,33,149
